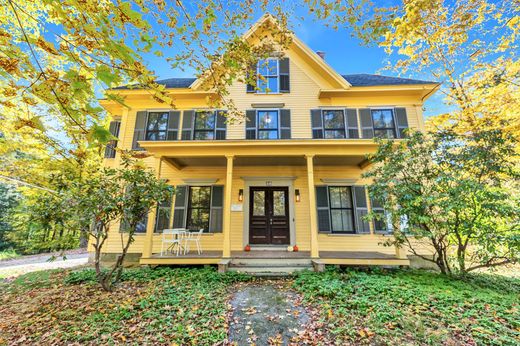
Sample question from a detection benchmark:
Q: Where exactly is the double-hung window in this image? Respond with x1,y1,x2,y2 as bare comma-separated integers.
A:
372,109,396,139
194,111,216,140
322,110,346,139
257,58,279,93
328,186,356,233
145,111,169,140
186,186,212,232
257,110,279,139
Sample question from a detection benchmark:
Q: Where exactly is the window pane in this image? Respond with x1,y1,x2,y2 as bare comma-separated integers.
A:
323,110,345,129
258,130,278,139
331,210,354,232
187,208,210,231
273,191,286,216
147,112,168,131
253,191,265,216
374,129,395,139
258,111,278,129
145,131,166,140
195,111,215,130
258,59,269,76
194,131,215,140
324,130,346,139
257,77,268,92
190,186,211,207
268,59,278,75
329,187,351,208
268,77,279,93
372,110,394,127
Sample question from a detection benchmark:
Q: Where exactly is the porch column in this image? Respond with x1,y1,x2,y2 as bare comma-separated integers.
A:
222,155,234,258
143,156,162,258
306,155,319,258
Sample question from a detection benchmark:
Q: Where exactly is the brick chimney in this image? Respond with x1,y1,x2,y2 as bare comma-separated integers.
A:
316,51,326,60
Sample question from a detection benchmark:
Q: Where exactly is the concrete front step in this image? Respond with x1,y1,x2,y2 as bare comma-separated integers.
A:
230,258,312,266
228,265,312,275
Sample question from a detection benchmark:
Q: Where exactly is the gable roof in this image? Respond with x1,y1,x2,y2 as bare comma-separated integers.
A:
113,74,436,90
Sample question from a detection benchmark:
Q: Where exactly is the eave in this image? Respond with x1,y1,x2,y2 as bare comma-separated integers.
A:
319,83,440,101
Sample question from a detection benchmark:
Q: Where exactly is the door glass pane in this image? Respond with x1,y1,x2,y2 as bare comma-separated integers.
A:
253,191,265,216
273,191,286,216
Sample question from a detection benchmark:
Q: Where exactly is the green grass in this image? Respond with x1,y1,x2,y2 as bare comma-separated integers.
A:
293,268,520,345
0,249,19,261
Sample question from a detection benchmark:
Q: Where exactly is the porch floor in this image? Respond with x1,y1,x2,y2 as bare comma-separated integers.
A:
139,250,409,266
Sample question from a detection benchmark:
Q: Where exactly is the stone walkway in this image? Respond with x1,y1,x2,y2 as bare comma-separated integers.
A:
228,282,329,345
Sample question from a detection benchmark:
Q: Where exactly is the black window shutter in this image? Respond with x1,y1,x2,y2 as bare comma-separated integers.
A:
132,111,147,150
167,111,180,140
172,185,188,228
154,191,173,232
345,109,359,139
311,109,323,139
359,108,374,139
316,186,331,233
279,109,291,139
370,196,389,234
279,57,290,93
245,109,257,139
181,110,195,140
394,107,409,138
216,110,227,140
353,186,370,234
209,185,224,232
246,63,256,93
104,120,121,158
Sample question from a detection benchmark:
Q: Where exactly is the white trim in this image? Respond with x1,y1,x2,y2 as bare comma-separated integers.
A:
182,178,219,185
241,176,297,181
242,178,296,247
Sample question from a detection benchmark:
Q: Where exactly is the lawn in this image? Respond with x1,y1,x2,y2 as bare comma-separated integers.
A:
0,266,518,345
294,268,520,345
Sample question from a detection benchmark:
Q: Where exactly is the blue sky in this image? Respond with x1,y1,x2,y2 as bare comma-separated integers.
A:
139,11,444,118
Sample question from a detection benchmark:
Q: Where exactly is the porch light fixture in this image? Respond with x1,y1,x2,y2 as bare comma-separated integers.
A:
295,189,301,202
238,189,244,202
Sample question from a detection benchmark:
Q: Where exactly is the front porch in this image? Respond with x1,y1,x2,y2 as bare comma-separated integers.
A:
135,139,409,272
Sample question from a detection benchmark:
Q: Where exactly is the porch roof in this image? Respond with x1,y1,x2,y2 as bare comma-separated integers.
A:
139,139,380,169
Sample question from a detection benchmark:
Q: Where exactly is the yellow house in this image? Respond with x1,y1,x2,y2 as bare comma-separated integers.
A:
97,15,439,273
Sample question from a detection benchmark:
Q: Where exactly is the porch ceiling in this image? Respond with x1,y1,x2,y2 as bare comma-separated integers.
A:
165,154,368,169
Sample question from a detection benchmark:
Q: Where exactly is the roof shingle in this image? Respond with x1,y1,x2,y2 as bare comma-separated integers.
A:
113,74,436,90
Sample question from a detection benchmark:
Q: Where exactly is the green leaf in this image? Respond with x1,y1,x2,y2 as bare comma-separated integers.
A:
96,65,118,86
87,124,116,144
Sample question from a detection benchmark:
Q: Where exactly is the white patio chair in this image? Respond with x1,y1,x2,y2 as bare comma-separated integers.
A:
183,229,204,255
160,229,186,256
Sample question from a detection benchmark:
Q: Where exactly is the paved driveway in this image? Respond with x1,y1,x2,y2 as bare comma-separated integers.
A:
0,251,89,279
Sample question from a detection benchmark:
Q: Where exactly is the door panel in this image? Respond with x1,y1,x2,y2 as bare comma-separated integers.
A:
249,187,290,245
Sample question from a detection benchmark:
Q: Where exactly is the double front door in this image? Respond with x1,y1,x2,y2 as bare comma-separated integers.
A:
249,187,290,245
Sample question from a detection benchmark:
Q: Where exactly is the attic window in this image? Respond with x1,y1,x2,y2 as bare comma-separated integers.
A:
247,58,290,93
257,58,279,93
